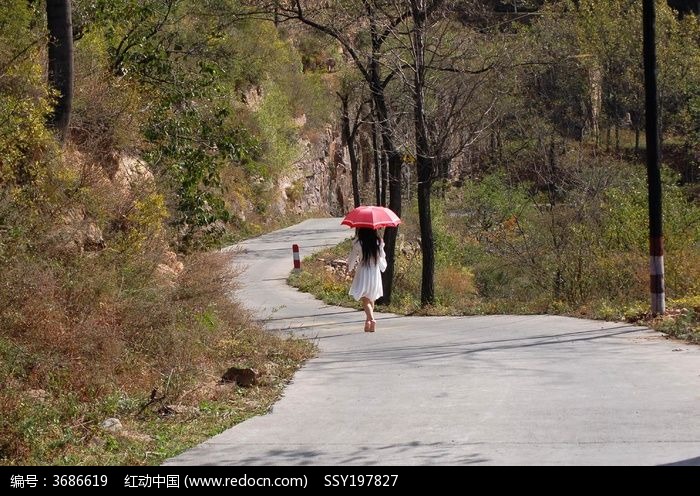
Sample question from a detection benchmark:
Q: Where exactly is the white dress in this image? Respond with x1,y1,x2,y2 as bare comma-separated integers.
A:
347,238,387,302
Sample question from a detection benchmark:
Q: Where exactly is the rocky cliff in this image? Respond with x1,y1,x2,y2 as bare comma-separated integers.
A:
276,122,354,217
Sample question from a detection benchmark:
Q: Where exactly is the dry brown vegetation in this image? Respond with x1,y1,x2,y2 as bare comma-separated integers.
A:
0,153,313,465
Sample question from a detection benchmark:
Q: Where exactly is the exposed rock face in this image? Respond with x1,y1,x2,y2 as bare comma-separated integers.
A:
46,207,105,255
277,124,353,216
154,250,184,287
243,85,264,112
238,82,354,218
111,154,154,191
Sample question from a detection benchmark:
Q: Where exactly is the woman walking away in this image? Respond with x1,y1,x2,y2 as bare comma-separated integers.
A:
347,228,387,332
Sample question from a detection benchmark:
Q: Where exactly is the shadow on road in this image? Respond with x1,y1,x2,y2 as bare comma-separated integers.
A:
306,325,644,370
176,440,489,466
660,455,700,466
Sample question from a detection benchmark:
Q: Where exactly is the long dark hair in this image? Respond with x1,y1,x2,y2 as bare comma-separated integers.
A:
357,228,380,265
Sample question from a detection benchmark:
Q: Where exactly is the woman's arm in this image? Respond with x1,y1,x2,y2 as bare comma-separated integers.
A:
378,240,387,272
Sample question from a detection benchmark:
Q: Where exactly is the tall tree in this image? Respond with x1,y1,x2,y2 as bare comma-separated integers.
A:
46,0,74,143
269,0,408,302
338,91,362,208
393,0,499,304
370,100,383,205
410,0,436,304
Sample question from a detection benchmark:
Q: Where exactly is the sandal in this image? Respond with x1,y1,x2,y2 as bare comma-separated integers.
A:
368,320,376,332
364,320,372,332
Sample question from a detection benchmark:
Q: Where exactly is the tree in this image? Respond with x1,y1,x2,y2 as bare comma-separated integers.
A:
573,0,699,152
46,0,74,143
390,0,501,304
370,99,387,206
338,90,363,208
409,0,437,304
267,0,410,302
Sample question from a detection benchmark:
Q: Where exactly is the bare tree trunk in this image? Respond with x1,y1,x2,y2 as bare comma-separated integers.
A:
339,93,361,208
280,0,404,303
411,0,435,306
381,150,388,207
381,146,402,304
376,94,403,299
417,168,435,304
362,134,371,184
366,4,402,304
46,0,73,143
371,103,382,206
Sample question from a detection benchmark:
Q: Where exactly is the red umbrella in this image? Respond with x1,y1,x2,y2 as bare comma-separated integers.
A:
341,205,401,229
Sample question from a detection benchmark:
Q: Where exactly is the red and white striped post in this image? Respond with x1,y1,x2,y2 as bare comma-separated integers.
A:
292,244,301,271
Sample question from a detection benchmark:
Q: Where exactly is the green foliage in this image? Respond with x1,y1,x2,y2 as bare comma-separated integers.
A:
0,1,54,185
509,0,700,154
517,3,589,139
1,0,332,465
458,158,700,310
72,2,332,244
144,100,260,246
294,29,342,73
71,28,144,153
654,305,700,343
252,82,300,174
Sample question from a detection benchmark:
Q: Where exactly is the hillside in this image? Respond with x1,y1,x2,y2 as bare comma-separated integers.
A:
1,0,699,465
0,0,353,464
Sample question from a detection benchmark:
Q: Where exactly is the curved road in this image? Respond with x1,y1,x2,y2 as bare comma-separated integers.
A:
167,218,700,466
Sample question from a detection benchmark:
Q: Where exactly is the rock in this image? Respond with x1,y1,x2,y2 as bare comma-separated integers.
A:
292,113,307,128
26,389,48,402
243,85,263,111
163,404,200,416
155,265,179,287
83,222,105,251
100,418,123,433
89,436,106,448
111,154,154,190
275,124,353,216
119,430,154,443
221,367,257,387
46,208,105,255
155,250,184,287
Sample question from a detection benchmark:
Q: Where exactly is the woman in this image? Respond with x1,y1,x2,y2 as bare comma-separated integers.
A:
347,227,387,332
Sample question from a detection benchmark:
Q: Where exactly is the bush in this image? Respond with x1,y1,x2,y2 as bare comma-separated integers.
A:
71,30,145,157
456,153,700,311
0,153,313,464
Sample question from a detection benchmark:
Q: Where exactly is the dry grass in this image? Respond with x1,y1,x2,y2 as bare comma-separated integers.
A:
0,246,314,464
0,155,314,465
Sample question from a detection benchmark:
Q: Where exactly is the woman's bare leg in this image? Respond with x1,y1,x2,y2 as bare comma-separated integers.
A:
368,300,376,331
360,297,374,330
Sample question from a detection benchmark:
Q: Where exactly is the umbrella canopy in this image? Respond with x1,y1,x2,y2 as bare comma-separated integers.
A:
341,205,401,229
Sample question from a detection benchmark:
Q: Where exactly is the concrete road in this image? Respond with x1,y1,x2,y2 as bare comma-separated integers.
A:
166,218,700,466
